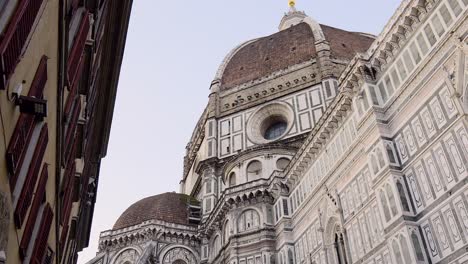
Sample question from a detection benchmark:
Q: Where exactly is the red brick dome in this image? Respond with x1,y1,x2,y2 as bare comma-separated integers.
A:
113,192,199,230
219,22,375,91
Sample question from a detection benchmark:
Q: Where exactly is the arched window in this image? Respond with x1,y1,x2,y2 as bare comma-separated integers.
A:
385,184,398,216
277,158,291,170
397,182,411,212
411,233,425,261
288,249,294,264
392,240,403,264
279,252,284,264
247,160,262,181
380,191,391,221
238,209,260,232
399,235,412,264
228,172,236,187
334,233,347,264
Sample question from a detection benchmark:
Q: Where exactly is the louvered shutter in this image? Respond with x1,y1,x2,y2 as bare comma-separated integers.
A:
19,165,48,258
0,0,46,89
30,204,53,264
14,124,48,227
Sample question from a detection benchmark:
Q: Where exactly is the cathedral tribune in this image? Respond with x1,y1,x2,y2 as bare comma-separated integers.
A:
86,1,468,264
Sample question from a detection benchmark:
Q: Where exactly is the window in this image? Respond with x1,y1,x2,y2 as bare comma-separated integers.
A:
384,76,394,96
409,42,421,64
385,184,398,216
377,148,386,168
411,233,425,261
390,68,401,88
416,33,429,56
424,24,437,46
238,209,260,232
396,59,408,80
277,158,291,170
264,121,287,140
282,198,289,216
392,240,403,264
439,4,453,26
448,0,462,16
386,144,397,164
430,14,445,37
378,82,388,103
288,249,294,264
397,182,411,212
228,172,236,187
246,160,262,181
380,191,391,221
400,235,412,264
403,50,415,72
205,179,212,194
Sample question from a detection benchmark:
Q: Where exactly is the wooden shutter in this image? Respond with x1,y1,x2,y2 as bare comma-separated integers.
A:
14,124,48,227
61,162,76,225
0,0,45,89
64,101,81,164
64,56,84,118
30,204,53,264
5,56,48,188
67,11,89,87
19,165,48,258
59,224,69,256
28,55,48,98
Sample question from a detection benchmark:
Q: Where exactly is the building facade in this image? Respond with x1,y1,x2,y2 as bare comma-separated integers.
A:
0,0,132,263
87,1,468,264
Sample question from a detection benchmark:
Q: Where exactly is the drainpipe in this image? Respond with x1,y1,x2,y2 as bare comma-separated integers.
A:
56,0,66,262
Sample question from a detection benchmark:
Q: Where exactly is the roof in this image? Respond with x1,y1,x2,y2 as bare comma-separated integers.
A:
113,192,200,230
219,22,374,91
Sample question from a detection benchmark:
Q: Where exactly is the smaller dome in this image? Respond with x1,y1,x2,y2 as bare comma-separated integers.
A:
113,192,200,230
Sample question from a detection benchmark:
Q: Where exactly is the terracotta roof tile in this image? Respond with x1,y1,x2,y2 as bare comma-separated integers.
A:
113,192,199,230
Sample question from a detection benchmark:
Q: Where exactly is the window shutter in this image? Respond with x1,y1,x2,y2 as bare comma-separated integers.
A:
59,224,69,257
14,124,48,228
0,0,45,89
61,162,76,225
19,165,48,258
5,55,48,188
67,11,89,88
5,114,35,187
28,55,48,98
64,57,84,118
64,101,81,164
30,204,53,264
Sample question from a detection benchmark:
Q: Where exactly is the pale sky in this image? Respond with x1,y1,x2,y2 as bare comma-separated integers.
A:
78,1,401,262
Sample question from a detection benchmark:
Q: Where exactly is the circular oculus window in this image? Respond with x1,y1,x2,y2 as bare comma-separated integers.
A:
246,103,294,144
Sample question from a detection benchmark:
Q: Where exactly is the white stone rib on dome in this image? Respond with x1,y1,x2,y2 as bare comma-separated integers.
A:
213,38,259,83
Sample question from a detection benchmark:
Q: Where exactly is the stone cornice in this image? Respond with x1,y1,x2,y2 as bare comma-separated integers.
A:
98,220,199,252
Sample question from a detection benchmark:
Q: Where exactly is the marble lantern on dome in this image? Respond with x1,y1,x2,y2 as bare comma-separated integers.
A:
86,1,468,264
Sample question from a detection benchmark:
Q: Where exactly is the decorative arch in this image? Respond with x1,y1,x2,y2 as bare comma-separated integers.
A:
111,247,142,264
237,208,261,233
323,217,348,264
211,234,222,260
159,245,199,264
